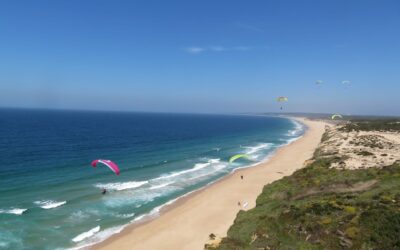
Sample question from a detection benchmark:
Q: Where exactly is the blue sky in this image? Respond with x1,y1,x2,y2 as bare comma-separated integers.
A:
1,0,399,115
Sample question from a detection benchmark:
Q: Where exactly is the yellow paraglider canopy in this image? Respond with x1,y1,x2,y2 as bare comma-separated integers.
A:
331,114,343,120
276,96,288,102
276,96,288,110
229,154,251,163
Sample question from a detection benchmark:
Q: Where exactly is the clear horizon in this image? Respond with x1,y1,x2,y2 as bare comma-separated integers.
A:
1,0,400,116
1,106,399,118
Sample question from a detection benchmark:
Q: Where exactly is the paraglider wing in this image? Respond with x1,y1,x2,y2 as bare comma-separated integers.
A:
331,114,343,120
229,154,250,163
315,80,323,85
276,96,288,102
91,159,120,175
276,96,288,110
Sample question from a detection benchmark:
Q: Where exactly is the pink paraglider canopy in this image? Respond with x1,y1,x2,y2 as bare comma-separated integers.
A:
91,159,120,175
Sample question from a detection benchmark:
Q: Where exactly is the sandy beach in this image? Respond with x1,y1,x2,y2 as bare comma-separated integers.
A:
94,118,327,250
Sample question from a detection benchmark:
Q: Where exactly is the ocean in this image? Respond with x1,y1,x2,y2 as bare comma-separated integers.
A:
0,109,304,249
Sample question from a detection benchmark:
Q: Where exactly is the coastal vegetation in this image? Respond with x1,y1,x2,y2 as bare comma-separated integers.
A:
207,120,400,250
339,119,400,132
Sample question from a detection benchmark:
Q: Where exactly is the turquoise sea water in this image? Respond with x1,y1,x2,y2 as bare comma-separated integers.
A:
0,109,304,249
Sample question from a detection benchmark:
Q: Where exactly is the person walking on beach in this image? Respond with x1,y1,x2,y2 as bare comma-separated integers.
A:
241,175,243,180
238,201,241,206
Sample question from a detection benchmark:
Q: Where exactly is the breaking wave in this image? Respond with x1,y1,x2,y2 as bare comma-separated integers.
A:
72,226,100,243
34,200,67,209
0,208,27,215
95,181,148,191
243,143,273,155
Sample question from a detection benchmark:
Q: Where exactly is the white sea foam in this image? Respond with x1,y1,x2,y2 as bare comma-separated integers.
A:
72,226,100,242
285,136,302,145
114,213,135,219
103,187,166,208
154,163,209,180
0,208,27,215
149,182,174,190
154,158,221,180
99,158,223,199
34,200,66,209
70,225,126,250
103,159,227,208
124,186,216,228
188,163,228,181
71,211,158,249
131,214,147,222
95,181,148,191
130,196,181,223
108,158,225,198
287,119,304,136
244,143,273,155
208,158,221,164
188,172,213,181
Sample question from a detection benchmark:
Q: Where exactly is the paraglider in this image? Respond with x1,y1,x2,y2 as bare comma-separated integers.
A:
276,96,288,110
331,114,343,120
277,96,288,102
229,154,251,163
91,159,120,175
342,80,351,85
315,80,323,85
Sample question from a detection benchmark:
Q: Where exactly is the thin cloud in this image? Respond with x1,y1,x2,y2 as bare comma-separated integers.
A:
210,46,226,52
236,23,265,33
184,47,205,54
184,46,252,54
233,46,251,51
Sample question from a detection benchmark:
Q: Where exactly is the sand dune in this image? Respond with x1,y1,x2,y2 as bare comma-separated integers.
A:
318,126,400,169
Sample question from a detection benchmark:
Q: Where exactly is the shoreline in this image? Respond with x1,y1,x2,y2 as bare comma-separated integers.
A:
93,117,327,250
